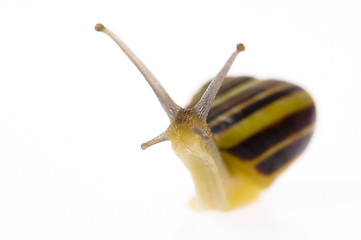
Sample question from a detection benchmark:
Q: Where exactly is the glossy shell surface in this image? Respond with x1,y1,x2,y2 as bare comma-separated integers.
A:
188,77,316,187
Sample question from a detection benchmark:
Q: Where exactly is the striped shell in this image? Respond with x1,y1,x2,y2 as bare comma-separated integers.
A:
95,23,316,209
188,76,316,188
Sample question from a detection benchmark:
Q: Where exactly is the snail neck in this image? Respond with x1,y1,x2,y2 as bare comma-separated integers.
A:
167,111,231,210
175,144,229,210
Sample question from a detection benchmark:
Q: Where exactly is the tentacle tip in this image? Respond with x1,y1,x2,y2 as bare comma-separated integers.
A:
236,43,245,52
95,23,105,32
141,143,149,150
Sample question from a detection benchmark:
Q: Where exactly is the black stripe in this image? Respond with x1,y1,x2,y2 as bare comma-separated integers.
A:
256,133,313,175
211,86,302,133
226,105,316,160
208,80,285,121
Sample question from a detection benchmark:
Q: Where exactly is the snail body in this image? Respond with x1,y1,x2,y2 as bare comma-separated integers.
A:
95,24,315,210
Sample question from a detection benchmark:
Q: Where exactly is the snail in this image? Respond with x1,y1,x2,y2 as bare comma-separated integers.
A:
95,23,316,211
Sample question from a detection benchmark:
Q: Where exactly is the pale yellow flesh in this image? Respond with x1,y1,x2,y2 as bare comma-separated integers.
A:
174,145,229,210
167,112,261,210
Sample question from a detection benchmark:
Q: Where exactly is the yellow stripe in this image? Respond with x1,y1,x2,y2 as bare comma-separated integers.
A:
214,90,314,149
211,79,261,108
209,82,294,128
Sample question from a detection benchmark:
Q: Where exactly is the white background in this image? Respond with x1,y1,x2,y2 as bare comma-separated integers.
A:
1,0,360,239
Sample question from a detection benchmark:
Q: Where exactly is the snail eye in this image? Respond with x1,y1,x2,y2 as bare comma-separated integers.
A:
192,126,210,142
